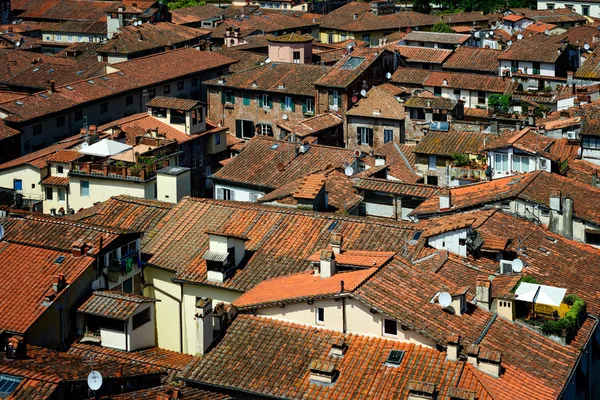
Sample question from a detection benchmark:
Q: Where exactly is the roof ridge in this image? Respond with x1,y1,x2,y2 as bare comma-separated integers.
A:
19,214,132,235
393,142,416,174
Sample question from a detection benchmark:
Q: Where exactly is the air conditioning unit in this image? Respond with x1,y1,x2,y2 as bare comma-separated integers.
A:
499,259,513,274
566,131,577,140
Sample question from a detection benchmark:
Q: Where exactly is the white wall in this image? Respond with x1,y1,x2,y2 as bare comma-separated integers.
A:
69,175,154,211
214,182,264,202
0,165,42,200
365,202,394,218
127,303,155,351
487,148,549,179
100,326,127,350
537,0,600,18
427,227,469,257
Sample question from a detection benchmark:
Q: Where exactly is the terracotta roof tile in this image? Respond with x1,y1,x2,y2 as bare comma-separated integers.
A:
40,175,69,186
233,267,377,309
293,173,327,199
306,249,396,267
390,67,432,86
402,31,471,45
213,48,267,73
277,113,343,138
442,11,496,25
375,142,421,183
443,46,501,73
146,96,202,111
355,177,437,198
209,14,317,39
423,70,518,94
45,149,82,163
0,134,84,170
171,5,224,25
108,385,232,400
78,290,157,320
315,48,392,89
499,34,567,63
507,7,586,24
413,131,487,156
404,95,456,110
384,44,452,64
346,84,405,119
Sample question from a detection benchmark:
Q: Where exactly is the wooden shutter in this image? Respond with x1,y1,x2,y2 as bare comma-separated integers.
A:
302,99,307,113
216,187,224,199
357,128,362,145
236,119,242,138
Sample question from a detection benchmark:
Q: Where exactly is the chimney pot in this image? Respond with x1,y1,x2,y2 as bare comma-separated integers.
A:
47,80,55,94
439,189,451,210
319,250,335,278
475,275,492,310
330,233,343,254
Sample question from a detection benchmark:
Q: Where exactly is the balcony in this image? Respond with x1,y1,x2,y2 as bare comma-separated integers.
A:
71,158,171,181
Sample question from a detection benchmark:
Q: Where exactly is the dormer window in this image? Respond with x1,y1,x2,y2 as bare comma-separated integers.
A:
204,231,248,283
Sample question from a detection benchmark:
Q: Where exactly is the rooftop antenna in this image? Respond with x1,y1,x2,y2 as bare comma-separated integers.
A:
86,350,103,394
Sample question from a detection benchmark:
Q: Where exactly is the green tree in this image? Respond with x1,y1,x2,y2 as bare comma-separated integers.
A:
431,21,454,33
413,0,432,14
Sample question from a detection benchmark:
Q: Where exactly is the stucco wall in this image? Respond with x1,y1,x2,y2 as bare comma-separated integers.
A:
143,267,181,352
69,175,154,212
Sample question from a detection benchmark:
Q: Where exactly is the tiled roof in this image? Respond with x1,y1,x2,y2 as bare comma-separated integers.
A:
385,44,452,64
108,385,232,400
277,113,343,138
171,4,224,25
146,96,202,111
565,158,600,185
502,14,526,22
45,149,82,163
0,213,127,255
575,51,600,79
403,95,455,110
413,131,487,156
213,49,267,73
355,177,438,198
266,32,313,43
205,62,329,96
179,314,487,399
18,0,116,22
375,142,421,183
507,7,586,24
0,241,94,334
423,71,518,94
293,173,327,199
346,84,405,119
233,267,378,309
43,20,107,35
418,208,497,237
390,67,432,86
0,48,235,124
499,35,567,63
524,21,557,33
212,136,374,190
443,46,501,73
318,2,438,32
485,128,578,162
142,197,425,291
315,48,392,89
555,25,599,50
0,134,84,170
40,175,69,186
78,290,157,320
65,195,173,236
97,22,209,55
442,11,495,24
402,31,471,45
306,249,396,267
209,14,317,39
0,118,20,140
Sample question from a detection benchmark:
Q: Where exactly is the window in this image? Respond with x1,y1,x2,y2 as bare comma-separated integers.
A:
74,110,83,121
236,119,255,139
164,84,171,94
316,307,325,325
426,175,438,186
80,180,90,196
258,124,273,136
293,51,301,63
45,187,53,200
304,98,314,114
216,187,233,200
453,89,461,99
583,5,590,15
494,153,509,173
149,88,156,99
434,87,442,96
58,188,65,201
586,230,600,246
242,92,250,106
532,61,540,75
56,34,62,41
214,132,221,145
260,93,272,108
362,34,371,44
191,77,198,87
122,277,133,294
383,319,397,336
33,124,42,136
284,96,294,111
67,35,72,42
582,136,600,149
120,241,137,258
512,155,531,172
340,34,347,41
56,115,65,127
328,33,334,44
125,95,133,106
0,375,23,397
547,3,554,9
132,308,151,330
250,193,259,202
100,102,108,114
357,127,373,147
384,129,394,144
565,3,574,10
57,165,64,174
13,179,22,191
477,91,486,104
177,81,184,91
328,90,339,109
428,155,437,170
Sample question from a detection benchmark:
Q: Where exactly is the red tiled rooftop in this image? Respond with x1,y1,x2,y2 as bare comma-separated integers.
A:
78,290,157,321
40,175,69,186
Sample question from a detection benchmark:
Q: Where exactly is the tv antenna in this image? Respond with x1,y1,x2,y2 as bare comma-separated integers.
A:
86,350,103,393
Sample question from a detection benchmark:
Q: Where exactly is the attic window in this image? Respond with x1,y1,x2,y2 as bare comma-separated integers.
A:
0,374,23,398
327,221,340,231
270,144,279,150
66,86,74,90
15,100,23,105
538,246,551,255
412,231,422,241
385,349,405,366
39,93,47,99
32,67,40,72
54,256,65,264
118,72,125,76
76,71,83,75
88,80,95,84
48,69,54,74
101,76,109,81
546,236,557,243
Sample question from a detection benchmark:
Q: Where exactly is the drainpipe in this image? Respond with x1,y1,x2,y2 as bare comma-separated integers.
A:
124,320,128,351
179,282,184,353
342,297,347,333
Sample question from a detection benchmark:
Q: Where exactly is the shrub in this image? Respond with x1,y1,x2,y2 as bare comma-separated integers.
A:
541,297,586,337
431,21,454,33
452,153,470,167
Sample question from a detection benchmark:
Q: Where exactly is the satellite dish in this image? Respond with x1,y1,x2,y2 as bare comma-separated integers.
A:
81,142,89,148
282,114,288,120
512,258,524,273
360,89,367,97
264,58,271,64
507,40,512,46
344,166,354,176
517,34,523,40
385,72,392,79
438,292,452,308
15,41,20,47
87,371,103,391
0,225,4,241
584,43,590,51
485,33,490,38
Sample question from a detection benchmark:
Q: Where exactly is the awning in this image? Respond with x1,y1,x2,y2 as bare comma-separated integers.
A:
203,250,228,262
515,282,567,307
78,139,132,157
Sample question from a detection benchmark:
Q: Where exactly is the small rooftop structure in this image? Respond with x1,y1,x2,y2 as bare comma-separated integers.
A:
78,138,132,157
515,282,567,307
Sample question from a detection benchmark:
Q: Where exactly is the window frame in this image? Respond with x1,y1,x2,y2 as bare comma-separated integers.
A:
383,318,398,337
45,186,53,200
14,179,22,191
316,307,325,325
384,129,394,144
80,180,90,197
357,126,373,147
132,307,151,330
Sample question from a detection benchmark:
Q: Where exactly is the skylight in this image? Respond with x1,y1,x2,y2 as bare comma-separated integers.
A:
39,93,47,99
412,231,422,241
0,374,23,398
270,144,279,150
341,56,365,70
66,86,74,90
327,221,340,231
101,76,109,81
48,69,54,74
385,349,405,366
88,80,95,84
32,67,39,72
55,256,65,264
15,100,23,106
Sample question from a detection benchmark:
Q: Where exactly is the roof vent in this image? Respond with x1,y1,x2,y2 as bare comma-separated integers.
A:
330,233,342,254
309,360,337,385
439,188,451,210
218,77,226,85
88,80,95,84
278,83,286,90
329,336,346,356
443,78,449,86
385,349,405,366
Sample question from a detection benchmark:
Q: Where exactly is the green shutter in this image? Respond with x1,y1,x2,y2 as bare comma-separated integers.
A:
280,97,285,110
236,120,242,138
357,128,361,145
230,91,235,104
302,99,307,114
259,94,263,108
221,90,225,104
290,98,295,112
268,96,273,109
243,92,250,106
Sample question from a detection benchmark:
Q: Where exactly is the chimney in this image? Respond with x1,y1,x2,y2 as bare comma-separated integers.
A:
562,196,573,239
375,155,386,166
527,106,535,126
496,294,515,321
156,388,181,400
329,336,347,356
5,336,25,359
52,274,66,293
446,333,460,361
204,232,248,283
195,297,213,355
353,13,358,20
136,30,143,41
47,80,55,94
548,190,562,235
319,250,335,278
309,360,336,384
439,189,451,210
408,381,437,400
466,345,479,365
299,141,310,154
477,348,502,378
490,119,498,134
330,233,343,254
72,239,86,257
476,275,491,310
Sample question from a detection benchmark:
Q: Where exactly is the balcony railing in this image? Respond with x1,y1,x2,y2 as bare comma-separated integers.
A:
449,165,486,182
71,159,170,181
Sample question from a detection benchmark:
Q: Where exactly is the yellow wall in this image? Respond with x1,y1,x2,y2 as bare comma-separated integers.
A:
143,267,182,352
319,29,387,45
